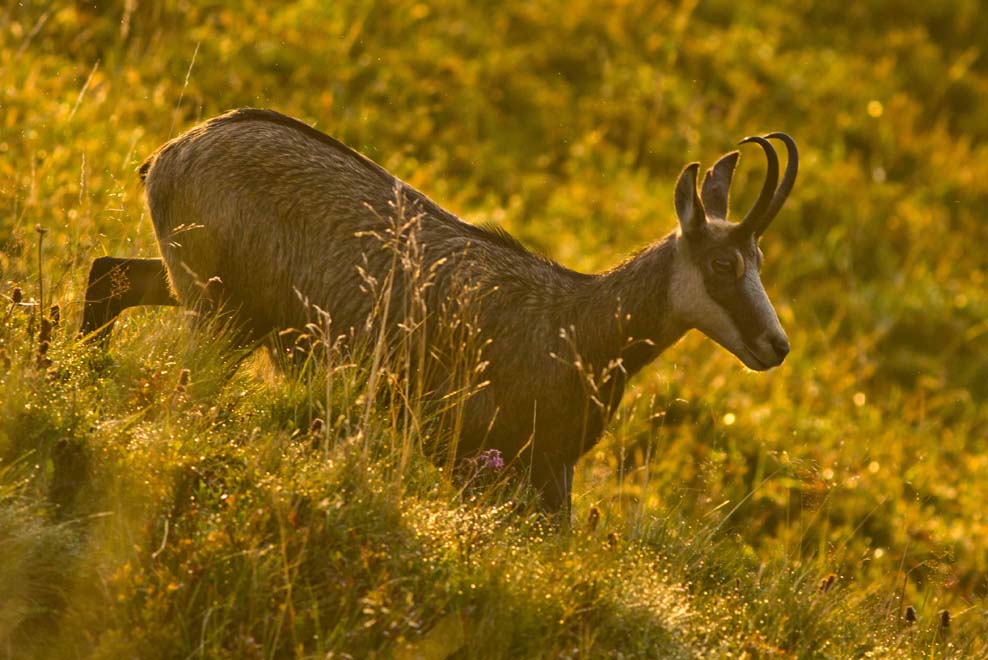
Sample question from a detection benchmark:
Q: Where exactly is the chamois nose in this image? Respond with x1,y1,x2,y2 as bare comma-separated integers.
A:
771,335,790,360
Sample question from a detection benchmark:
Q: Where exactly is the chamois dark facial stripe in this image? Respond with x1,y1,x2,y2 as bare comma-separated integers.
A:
704,270,766,347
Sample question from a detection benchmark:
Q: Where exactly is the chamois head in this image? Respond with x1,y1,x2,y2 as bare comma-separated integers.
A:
669,133,798,371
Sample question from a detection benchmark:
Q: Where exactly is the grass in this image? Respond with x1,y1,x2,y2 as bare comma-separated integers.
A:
2,0,987,657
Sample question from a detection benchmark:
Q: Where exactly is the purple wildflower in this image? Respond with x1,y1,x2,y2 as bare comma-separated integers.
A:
477,449,504,471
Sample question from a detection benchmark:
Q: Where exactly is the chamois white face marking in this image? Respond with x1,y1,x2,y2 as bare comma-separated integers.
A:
671,135,797,370
670,219,789,371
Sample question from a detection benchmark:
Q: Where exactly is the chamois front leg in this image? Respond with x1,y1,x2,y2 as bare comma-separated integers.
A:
79,256,179,343
531,453,576,520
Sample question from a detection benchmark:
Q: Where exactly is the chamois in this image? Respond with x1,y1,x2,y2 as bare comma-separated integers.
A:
80,108,797,514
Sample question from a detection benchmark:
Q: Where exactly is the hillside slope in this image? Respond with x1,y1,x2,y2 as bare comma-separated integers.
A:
1,1,986,656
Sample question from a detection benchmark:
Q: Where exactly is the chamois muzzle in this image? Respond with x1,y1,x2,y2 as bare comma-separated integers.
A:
738,325,790,371
771,334,791,360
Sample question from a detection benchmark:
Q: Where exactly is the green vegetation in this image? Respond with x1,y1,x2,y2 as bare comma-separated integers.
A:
2,1,987,656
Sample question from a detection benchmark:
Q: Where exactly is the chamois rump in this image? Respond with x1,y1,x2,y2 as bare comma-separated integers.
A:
80,108,797,514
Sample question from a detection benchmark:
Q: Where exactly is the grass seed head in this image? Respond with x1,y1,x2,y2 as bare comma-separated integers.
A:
176,368,191,393
587,506,600,532
39,317,52,345
37,314,52,366
11,286,22,304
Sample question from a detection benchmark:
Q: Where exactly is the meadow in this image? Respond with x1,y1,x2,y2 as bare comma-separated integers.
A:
2,1,987,657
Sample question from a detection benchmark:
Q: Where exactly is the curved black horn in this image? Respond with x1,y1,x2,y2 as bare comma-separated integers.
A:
736,136,779,236
754,132,799,236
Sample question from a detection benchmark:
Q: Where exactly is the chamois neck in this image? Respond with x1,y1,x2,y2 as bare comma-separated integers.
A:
567,233,686,378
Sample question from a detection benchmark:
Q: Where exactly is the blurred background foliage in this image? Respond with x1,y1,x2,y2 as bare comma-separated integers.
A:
2,0,988,655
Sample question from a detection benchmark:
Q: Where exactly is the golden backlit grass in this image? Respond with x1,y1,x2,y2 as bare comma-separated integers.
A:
2,1,987,657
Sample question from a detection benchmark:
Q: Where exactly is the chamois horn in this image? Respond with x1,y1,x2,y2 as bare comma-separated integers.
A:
736,133,798,237
757,132,799,236
736,135,779,235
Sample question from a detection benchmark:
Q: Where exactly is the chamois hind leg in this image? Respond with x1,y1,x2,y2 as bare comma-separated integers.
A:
167,267,270,359
79,257,179,343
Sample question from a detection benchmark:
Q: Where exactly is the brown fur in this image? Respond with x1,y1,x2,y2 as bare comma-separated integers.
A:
105,109,795,513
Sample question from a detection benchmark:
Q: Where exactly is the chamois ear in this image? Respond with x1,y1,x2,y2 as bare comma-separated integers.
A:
700,151,740,220
674,162,705,238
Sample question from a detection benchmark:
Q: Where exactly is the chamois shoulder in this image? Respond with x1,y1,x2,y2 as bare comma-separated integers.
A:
470,221,571,275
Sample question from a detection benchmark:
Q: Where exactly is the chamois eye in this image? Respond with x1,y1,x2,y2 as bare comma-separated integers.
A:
712,258,733,275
